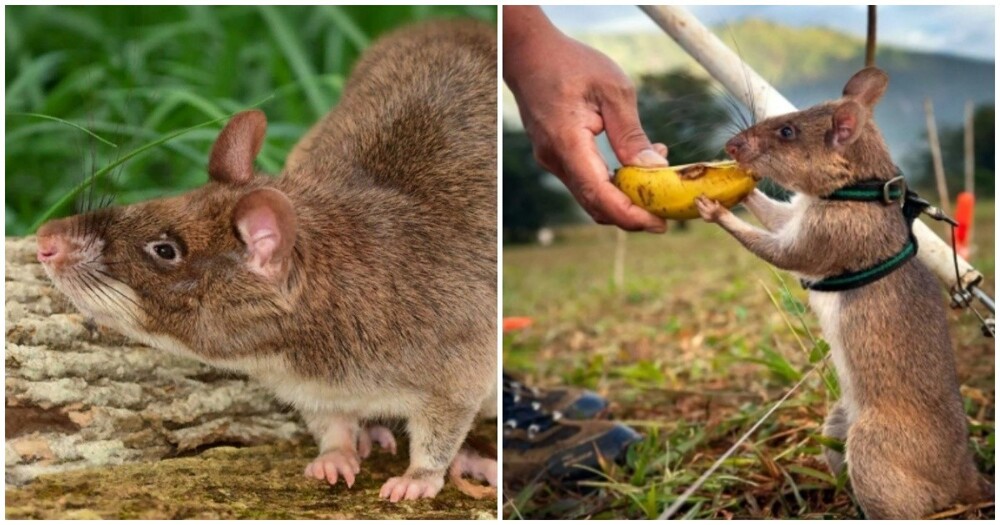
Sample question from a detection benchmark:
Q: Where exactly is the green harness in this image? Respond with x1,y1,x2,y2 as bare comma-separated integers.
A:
801,173,929,292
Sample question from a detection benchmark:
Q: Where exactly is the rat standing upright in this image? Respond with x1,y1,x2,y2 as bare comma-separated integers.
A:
696,67,990,519
36,20,496,502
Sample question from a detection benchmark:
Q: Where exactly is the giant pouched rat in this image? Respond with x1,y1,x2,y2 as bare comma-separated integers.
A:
35,19,497,502
695,67,990,518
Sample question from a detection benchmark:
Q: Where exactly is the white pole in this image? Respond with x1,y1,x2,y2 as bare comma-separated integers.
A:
639,5,983,292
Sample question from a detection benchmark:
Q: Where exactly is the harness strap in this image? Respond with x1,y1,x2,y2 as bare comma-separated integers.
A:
801,173,930,292
802,236,917,291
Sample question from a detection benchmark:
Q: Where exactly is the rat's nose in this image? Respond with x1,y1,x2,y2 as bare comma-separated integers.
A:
36,234,69,264
36,219,72,265
725,136,748,161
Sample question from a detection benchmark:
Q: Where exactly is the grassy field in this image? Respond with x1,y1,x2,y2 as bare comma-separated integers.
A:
503,205,995,519
5,5,495,236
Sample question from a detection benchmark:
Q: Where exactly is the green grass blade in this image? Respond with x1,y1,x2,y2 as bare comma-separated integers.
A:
29,95,274,232
319,5,370,51
28,115,228,232
6,51,65,110
6,112,118,148
258,6,328,118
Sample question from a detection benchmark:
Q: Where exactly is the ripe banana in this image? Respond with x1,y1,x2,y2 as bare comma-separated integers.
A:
613,161,757,220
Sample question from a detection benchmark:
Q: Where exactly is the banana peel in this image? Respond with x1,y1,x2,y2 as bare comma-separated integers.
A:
613,161,757,220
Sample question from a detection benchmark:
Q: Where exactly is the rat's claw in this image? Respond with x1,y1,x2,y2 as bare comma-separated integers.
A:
379,475,443,502
305,449,361,488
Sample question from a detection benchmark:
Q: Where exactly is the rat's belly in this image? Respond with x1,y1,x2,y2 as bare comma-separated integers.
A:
225,354,422,418
128,331,426,418
809,291,856,421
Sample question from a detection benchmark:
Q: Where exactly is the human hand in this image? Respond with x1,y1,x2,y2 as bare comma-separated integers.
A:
504,7,669,233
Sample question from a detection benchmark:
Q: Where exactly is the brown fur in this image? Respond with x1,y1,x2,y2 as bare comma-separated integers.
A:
37,19,497,499
699,67,990,518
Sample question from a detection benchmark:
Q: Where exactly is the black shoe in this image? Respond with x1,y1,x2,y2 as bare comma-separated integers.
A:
503,373,609,421
502,384,641,491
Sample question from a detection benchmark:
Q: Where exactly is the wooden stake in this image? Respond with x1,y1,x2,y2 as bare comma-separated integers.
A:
865,6,877,67
924,97,951,216
964,100,975,254
613,228,626,291
964,100,975,194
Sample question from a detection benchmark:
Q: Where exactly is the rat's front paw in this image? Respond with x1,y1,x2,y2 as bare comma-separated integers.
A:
358,425,397,459
304,448,361,488
379,473,444,502
696,195,728,223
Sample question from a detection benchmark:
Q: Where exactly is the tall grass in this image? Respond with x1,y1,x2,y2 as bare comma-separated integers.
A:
5,5,496,235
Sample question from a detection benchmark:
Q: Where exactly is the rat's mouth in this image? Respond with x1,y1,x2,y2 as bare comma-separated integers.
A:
38,238,147,333
45,270,145,330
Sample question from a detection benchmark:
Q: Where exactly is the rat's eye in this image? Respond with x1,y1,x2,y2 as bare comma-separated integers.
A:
144,240,182,264
154,244,176,260
778,125,797,140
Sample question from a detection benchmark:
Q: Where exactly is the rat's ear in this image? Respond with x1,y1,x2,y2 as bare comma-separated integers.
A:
233,188,297,280
209,110,267,184
842,67,888,108
830,100,867,148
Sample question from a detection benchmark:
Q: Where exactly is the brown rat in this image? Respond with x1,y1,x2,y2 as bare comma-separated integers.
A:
696,67,990,518
36,19,497,502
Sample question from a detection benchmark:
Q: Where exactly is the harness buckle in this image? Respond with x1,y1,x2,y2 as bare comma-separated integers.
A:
882,176,906,207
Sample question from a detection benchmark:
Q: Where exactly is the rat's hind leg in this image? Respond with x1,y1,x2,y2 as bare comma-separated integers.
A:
358,424,398,459
379,399,479,502
822,401,849,475
449,445,497,499
301,410,364,488
847,415,943,519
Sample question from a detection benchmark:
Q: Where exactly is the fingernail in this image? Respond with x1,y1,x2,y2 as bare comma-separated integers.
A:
636,148,669,167
645,224,667,234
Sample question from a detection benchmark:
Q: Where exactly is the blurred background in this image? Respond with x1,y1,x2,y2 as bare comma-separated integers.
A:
503,5,994,519
5,5,496,236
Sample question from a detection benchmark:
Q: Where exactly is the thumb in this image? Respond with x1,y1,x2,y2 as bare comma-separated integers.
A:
601,94,668,167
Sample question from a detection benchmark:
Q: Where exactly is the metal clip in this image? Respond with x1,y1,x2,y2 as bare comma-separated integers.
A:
922,205,959,227
882,175,906,207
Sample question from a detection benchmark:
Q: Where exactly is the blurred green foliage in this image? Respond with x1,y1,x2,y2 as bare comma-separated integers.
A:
502,128,575,244
5,5,496,235
636,70,730,164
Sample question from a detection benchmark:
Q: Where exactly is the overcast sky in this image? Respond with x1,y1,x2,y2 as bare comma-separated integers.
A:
542,5,996,61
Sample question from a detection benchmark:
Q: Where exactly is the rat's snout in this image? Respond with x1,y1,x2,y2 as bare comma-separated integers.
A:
36,218,76,267
36,235,67,264
725,135,750,162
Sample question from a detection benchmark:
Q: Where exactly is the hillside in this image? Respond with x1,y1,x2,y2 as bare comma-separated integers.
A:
504,19,995,169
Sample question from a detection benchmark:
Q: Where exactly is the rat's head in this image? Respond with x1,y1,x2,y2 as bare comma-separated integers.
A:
36,110,299,361
725,67,895,196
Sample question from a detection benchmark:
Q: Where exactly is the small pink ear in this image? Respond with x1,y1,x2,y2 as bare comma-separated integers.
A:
233,188,297,279
830,101,866,148
209,110,267,184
